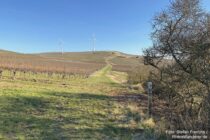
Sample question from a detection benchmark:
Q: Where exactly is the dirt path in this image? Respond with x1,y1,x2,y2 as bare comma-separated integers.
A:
90,54,127,84
90,55,115,77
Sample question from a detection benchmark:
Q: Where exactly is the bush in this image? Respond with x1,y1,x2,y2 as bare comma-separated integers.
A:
127,65,151,84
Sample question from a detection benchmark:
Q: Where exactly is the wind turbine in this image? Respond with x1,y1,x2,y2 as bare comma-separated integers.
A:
91,34,96,53
58,39,64,56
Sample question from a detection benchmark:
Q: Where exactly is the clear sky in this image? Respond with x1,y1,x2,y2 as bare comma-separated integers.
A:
0,0,210,55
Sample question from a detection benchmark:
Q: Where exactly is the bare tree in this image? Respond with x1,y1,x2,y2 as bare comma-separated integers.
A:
144,0,210,131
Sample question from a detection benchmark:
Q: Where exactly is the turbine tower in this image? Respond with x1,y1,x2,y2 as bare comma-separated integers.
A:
91,34,96,53
58,39,64,56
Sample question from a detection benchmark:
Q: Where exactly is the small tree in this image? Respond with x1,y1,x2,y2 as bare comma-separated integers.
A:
144,0,210,130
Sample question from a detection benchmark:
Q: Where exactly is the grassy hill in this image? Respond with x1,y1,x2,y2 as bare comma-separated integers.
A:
38,51,147,73
0,49,164,139
0,50,145,75
0,50,107,75
38,51,113,64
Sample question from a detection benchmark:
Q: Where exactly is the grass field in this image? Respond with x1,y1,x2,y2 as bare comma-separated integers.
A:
0,50,161,139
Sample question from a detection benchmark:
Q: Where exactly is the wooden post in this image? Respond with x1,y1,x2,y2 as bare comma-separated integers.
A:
147,81,153,118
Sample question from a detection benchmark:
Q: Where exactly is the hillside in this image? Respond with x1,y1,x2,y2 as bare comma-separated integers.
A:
0,50,161,139
0,50,106,75
38,51,112,64
38,51,144,73
0,50,144,75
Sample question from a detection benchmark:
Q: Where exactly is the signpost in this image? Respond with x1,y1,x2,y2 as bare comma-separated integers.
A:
147,81,153,118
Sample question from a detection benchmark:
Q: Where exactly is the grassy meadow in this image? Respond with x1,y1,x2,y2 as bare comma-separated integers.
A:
0,51,159,140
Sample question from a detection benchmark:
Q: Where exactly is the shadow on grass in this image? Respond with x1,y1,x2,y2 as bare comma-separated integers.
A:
44,91,111,100
0,91,144,139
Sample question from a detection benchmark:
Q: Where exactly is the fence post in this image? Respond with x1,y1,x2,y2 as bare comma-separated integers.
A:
147,81,153,118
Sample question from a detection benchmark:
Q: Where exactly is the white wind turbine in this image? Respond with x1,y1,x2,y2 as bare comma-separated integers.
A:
58,39,64,56
91,34,96,53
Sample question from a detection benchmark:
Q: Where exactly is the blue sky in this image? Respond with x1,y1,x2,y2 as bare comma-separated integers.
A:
0,0,210,55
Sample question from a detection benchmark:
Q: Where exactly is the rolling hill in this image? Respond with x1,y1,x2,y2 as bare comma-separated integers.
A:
0,49,162,139
0,50,144,75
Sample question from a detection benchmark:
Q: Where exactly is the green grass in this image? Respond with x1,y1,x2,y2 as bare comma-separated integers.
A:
0,64,147,140
92,64,111,76
107,71,128,84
